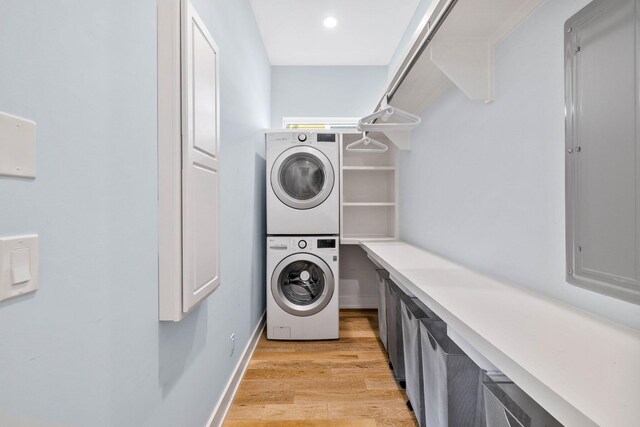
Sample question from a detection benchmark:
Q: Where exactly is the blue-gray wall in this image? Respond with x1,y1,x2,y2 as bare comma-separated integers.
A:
0,1,270,426
398,0,640,330
270,66,387,128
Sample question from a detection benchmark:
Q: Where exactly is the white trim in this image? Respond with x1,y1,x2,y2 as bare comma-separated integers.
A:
205,313,266,427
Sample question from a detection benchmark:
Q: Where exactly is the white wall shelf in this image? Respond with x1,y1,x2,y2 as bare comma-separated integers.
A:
340,132,398,245
342,166,395,171
348,236,397,241
343,202,396,207
360,241,640,427
380,0,546,121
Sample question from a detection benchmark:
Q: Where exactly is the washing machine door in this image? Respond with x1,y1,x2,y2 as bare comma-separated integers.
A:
271,146,335,210
271,253,335,317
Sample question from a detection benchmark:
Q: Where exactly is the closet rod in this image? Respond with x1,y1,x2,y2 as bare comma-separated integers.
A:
377,0,459,109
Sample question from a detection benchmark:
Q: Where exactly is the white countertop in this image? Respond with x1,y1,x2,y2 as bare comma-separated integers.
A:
360,241,640,427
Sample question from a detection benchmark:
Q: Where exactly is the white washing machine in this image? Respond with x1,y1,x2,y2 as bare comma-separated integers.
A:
267,236,339,340
266,131,339,235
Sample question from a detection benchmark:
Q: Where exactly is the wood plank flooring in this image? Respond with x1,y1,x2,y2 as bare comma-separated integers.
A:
224,309,417,427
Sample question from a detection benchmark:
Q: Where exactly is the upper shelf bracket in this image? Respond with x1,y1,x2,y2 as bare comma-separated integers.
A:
374,0,546,118
379,129,412,151
430,41,495,103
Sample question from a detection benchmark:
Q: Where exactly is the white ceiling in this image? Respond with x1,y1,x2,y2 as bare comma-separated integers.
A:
249,0,421,66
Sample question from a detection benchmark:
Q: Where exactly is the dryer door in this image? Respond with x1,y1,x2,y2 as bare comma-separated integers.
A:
271,253,335,317
271,146,335,210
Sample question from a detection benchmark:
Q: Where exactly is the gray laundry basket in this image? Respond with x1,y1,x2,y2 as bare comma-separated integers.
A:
376,269,390,351
385,279,406,386
483,375,563,427
400,293,442,427
420,319,485,427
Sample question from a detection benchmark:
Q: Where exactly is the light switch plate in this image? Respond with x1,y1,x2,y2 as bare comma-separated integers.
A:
0,235,39,303
0,112,36,178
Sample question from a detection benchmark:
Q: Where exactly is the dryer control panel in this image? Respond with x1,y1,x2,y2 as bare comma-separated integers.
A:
266,131,337,146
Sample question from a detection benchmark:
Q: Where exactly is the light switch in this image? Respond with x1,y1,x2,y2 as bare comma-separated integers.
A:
11,248,31,284
0,235,39,303
0,111,36,178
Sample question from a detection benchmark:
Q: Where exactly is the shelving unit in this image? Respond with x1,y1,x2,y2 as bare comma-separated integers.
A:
375,0,546,151
340,132,398,245
343,202,396,207
342,166,395,171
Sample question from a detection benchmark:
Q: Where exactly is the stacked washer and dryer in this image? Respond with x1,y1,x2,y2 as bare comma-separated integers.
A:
266,131,340,340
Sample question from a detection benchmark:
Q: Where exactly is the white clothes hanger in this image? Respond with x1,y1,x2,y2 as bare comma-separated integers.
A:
358,97,421,132
345,132,389,153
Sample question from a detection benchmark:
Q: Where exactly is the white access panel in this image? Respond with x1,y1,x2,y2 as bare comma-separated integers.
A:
158,0,220,320
566,0,640,304
0,112,36,178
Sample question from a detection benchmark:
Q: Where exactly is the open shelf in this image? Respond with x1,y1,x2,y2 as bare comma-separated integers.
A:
341,205,396,244
343,202,396,207
342,132,397,167
340,133,398,244
343,169,395,204
342,166,396,171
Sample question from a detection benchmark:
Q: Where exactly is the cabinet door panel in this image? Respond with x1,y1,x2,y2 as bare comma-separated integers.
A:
182,0,220,312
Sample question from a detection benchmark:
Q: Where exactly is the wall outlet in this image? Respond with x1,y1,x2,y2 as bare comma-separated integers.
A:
229,333,235,357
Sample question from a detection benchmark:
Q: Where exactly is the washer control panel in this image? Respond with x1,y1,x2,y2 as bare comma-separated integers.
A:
268,236,337,254
267,237,289,251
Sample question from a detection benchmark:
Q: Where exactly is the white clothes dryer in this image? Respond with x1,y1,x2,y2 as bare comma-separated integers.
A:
266,236,339,340
266,131,339,235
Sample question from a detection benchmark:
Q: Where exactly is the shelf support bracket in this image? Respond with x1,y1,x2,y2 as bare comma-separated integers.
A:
430,41,495,103
380,130,411,151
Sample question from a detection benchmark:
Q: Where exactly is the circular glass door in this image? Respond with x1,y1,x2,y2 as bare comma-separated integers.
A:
271,253,335,317
271,146,335,210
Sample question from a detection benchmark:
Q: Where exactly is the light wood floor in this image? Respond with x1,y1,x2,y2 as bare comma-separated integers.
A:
224,309,418,427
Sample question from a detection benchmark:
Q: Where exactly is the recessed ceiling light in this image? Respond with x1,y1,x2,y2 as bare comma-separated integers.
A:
323,17,337,29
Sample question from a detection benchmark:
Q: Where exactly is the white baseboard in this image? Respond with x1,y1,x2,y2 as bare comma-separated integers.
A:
206,312,266,427
339,295,378,309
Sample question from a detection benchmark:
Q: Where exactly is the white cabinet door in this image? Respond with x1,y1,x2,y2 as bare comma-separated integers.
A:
181,1,220,312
